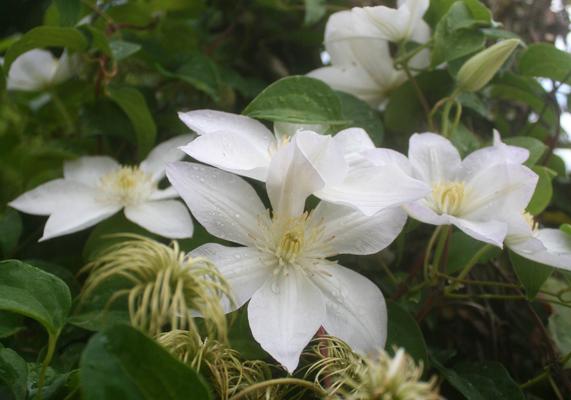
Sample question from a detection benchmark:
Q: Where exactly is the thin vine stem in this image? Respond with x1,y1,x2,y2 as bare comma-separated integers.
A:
228,378,327,400
36,333,58,400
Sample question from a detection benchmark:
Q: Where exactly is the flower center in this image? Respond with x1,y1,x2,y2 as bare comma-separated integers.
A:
523,212,539,233
276,228,304,265
98,166,155,206
431,181,465,216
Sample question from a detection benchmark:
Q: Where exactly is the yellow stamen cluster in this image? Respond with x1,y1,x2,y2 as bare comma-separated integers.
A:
305,336,441,400
158,330,288,400
431,181,465,216
98,166,155,206
80,234,233,339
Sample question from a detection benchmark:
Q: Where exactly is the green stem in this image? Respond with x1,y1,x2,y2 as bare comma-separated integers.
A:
50,91,74,135
36,333,57,400
520,369,550,389
424,226,443,282
445,244,494,294
228,378,327,400
431,227,450,281
441,100,454,138
445,293,526,301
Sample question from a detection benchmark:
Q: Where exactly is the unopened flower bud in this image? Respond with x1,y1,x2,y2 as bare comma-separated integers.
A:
457,39,521,92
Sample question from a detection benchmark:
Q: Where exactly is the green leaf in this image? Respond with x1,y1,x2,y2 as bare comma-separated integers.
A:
0,347,28,400
433,359,525,399
519,43,571,83
424,0,457,28
0,312,24,338
109,40,142,61
509,250,553,299
243,76,345,124
80,324,212,400
0,260,71,337
0,209,22,257
156,55,221,101
336,91,384,145
527,166,556,215
503,136,547,166
55,0,81,26
561,224,571,236
386,302,428,365
447,231,500,274
107,86,157,159
304,0,326,25
4,26,87,72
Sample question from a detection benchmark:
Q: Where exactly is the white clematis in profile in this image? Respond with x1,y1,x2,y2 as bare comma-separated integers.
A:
178,110,430,215
167,131,408,372
364,133,538,247
9,135,194,241
4,49,77,92
307,11,407,109
351,0,431,44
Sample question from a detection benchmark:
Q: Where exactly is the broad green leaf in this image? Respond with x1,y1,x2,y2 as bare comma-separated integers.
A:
546,153,567,177
109,40,142,61
0,260,71,336
304,0,326,25
433,358,525,399
0,209,22,257
336,91,384,145
0,347,27,400
156,55,221,101
0,312,24,338
80,324,212,400
243,76,344,124
561,224,571,235
509,250,553,299
4,26,87,71
424,0,457,28
107,86,157,159
451,123,482,156
447,231,499,274
519,43,571,84
527,166,556,215
386,302,428,365
503,136,547,166
55,0,81,26
463,0,492,23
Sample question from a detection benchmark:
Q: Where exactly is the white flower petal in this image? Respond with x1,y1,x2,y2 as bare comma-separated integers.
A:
9,179,97,215
461,163,538,220
405,201,451,226
7,49,57,91
267,131,347,217
180,131,271,181
51,50,77,85
140,134,195,181
311,264,387,353
190,243,273,311
63,156,120,187
514,229,571,270
149,186,179,201
166,162,269,246
316,164,430,216
40,197,121,241
308,202,407,256
448,216,507,247
461,140,529,176
248,269,325,372
124,200,193,239
333,128,375,166
352,6,406,42
364,148,413,174
408,133,462,184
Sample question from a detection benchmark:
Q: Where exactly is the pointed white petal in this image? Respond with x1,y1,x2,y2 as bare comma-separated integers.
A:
352,6,407,42
333,128,375,167
140,134,195,181
316,164,430,216
190,243,273,311
149,186,179,201
364,148,413,174
267,131,347,217
124,200,193,239
63,156,120,187
248,269,325,372
461,140,529,176
511,229,571,270
408,133,462,184
311,264,387,353
461,163,538,220
166,162,269,246
308,202,407,256
180,131,271,181
405,201,451,225
9,179,97,215
52,50,77,85
40,198,121,241
448,216,507,247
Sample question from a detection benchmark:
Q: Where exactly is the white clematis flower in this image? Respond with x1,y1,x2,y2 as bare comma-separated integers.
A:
178,110,430,216
167,131,408,372
4,49,77,92
365,133,538,247
9,135,194,241
351,0,431,44
307,11,407,109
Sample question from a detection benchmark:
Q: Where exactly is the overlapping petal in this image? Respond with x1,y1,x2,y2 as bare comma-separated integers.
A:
63,156,120,187
124,200,193,239
140,134,195,181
